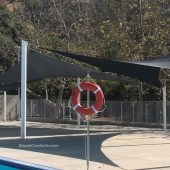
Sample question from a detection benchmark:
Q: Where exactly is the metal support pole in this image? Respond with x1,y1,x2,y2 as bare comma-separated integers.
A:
3,91,7,122
163,82,167,132
86,74,90,170
86,89,90,170
18,88,21,119
21,40,28,139
17,46,21,120
86,118,90,170
77,77,81,125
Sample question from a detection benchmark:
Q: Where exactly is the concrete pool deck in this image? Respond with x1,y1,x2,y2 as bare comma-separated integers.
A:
0,121,170,170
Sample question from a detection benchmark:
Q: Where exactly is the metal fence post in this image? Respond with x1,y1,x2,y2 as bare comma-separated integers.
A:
121,101,123,121
69,107,72,121
63,101,65,120
163,83,167,132
68,104,72,120
77,77,81,125
160,101,163,125
30,100,33,118
21,40,28,140
3,91,7,122
18,88,21,119
43,100,46,119
145,102,148,127
132,101,135,126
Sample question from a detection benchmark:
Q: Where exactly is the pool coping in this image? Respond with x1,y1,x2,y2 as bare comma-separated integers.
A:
0,156,60,170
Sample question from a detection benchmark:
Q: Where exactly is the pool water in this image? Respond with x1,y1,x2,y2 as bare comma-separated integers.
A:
0,156,59,170
0,165,20,170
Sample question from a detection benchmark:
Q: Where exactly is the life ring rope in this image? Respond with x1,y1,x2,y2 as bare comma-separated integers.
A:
81,72,96,84
91,105,98,114
97,98,106,113
77,84,83,92
94,87,101,94
72,103,80,111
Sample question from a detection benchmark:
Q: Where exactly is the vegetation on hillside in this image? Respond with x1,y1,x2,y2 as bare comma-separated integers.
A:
0,0,170,101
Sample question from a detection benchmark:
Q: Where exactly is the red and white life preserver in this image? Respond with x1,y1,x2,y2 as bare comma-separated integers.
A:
70,82,104,115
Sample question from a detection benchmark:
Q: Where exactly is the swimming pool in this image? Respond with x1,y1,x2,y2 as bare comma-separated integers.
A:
0,157,60,170
0,165,19,170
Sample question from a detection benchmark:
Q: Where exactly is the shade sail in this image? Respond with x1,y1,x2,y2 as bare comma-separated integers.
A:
52,50,162,87
0,50,131,91
0,82,20,91
130,54,170,69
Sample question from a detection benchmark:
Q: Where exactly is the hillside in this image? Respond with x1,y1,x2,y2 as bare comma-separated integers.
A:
0,0,170,101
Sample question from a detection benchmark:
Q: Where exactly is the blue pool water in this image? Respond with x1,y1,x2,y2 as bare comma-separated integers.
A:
0,156,60,170
0,165,20,170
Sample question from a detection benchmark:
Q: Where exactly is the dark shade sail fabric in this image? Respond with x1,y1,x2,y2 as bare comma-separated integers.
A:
0,50,130,91
0,82,20,91
52,50,161,87
130,54,170,69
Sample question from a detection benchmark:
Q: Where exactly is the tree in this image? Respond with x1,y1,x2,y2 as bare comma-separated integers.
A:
97,0,169,59
1,0,170,101
0,5,19,72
